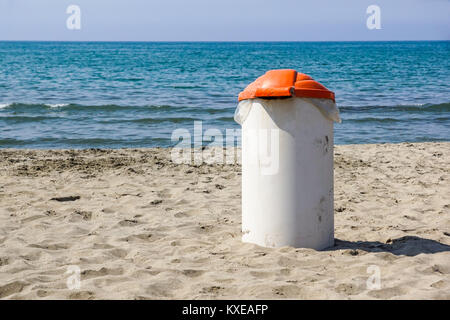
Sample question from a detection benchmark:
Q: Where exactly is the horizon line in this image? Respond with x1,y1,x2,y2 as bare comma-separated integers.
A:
0,39,449,43
0,39,450,44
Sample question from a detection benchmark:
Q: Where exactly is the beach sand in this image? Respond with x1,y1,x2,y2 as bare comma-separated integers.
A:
0,142,449,300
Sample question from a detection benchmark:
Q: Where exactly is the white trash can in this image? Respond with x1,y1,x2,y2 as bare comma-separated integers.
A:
235,69,341,250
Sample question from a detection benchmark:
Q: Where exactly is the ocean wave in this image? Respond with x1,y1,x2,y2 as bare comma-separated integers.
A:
0,137,169,148
0,103,70,109
339,102,450,113
342,117,450,123
2,102,448,113
215,116,235,122
0,102,235,114
343,117,403,123
0,115,61,123
99,117,201,124
48,103,69,108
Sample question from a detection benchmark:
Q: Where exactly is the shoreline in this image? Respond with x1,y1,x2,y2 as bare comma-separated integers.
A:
1,140,449,151
0,142,449,299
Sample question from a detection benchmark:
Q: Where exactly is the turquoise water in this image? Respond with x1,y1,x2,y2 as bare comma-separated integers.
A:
0,41,449,148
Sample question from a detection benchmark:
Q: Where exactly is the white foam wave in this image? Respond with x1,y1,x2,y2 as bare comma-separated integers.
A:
47,103,69,108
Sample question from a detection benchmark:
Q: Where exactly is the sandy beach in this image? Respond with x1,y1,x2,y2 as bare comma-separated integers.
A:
0,142,449,300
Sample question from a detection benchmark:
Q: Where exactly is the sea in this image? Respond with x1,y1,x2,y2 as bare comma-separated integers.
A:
0,41,449,149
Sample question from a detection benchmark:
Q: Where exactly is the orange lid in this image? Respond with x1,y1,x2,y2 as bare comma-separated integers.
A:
238,69,335,102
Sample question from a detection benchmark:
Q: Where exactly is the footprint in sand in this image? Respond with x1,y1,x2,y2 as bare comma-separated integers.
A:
272,285,303,297
73,210,93,221
108,248,128,258
249,271,272,279
92,243,115,250
36,289,52,298
197,224,214,234
146,279,182,298
430,280,448,289
277,256,302,268
174,212,189,218
367,286,407,299
28,243,70,250
181,269,205,278
0,281,28,298
20,215,46,223
156,189,172,199
120,233,163,243
68,291,95,300
101,207,117,214
118,219,140,227
81,267,124,280
200,285,224,294
44,210,58,217
0,257,10,266
20,251,42,262
335,283,362,296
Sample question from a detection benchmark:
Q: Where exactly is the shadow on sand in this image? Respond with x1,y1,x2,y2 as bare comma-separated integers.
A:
328,236,450,256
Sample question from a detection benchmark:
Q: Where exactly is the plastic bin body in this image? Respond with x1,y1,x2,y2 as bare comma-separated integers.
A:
241,97,334,249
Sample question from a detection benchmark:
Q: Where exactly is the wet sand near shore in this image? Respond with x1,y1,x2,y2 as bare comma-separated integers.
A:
0,142,449,299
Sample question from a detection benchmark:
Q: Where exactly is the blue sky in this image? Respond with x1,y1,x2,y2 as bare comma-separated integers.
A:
0,0,449,41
